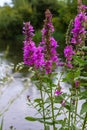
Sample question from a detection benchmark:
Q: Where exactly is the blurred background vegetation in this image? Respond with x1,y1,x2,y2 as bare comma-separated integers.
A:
0,0,87,59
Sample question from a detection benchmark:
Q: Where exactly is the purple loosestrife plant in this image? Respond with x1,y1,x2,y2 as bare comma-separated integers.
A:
64,5,87,69
23,9,65,130
63,3,87,129
64,5,87,68
22,4,87,130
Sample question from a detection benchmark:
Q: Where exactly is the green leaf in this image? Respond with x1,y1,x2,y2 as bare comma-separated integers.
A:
74,69,81,78
44,88,51,93
72,124,79,130
80,102,87,114
62,71,74,83
25,116,38,121
55,118,67,126
82,46,87,51
64,104,70,110
45,97,51,103
73,56,85,66
34,98,42,103
79,91,87,100
54,95,63,103
79,76,87,81
80,83,87,87
25,116,53,125
54,93,66,103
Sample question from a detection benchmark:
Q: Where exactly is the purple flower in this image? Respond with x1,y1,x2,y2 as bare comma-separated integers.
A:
66,61,73,69
45,60,52,74
79,5,87,12
64,45,75,68
54,89,62,96
64,45,75,61
23,42,37,66
23,43,44,69
35,46,44,69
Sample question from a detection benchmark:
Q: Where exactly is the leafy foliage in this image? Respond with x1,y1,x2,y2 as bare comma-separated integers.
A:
0,6,23,39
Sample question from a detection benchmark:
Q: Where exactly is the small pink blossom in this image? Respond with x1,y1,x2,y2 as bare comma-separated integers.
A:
75,80,80,88
54,90,62,96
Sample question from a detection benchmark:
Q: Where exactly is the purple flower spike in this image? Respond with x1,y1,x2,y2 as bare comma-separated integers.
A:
71,12,86,45
23,22,44,69
64,4,87,69
40,9,60,74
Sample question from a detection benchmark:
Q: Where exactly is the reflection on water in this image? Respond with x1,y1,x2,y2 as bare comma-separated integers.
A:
0,43,43,130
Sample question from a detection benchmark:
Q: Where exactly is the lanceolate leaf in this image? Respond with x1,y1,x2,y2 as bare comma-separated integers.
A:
25,116,53,125
25,116,39,121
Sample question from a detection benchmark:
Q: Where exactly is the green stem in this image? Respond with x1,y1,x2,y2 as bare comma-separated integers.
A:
36,73,46,130
50,82,56,130
82,112,87,130
74,90,78,125
40,85,46,130
68,96,71,129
